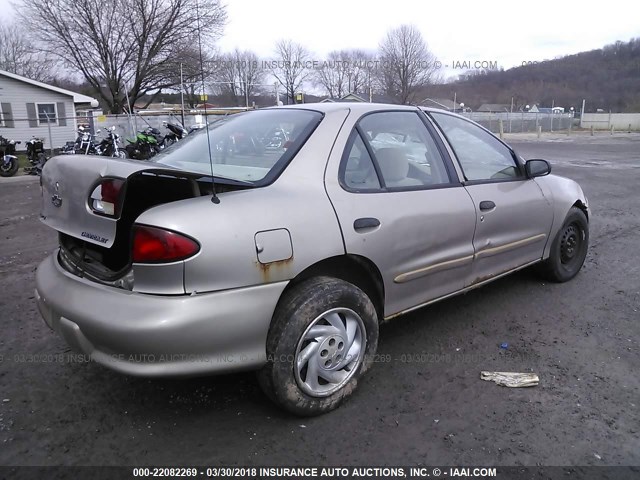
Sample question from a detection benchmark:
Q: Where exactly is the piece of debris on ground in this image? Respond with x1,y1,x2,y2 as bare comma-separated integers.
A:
480,371,540,388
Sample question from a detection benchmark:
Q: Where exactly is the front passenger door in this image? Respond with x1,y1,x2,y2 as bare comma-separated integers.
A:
429,112,554,286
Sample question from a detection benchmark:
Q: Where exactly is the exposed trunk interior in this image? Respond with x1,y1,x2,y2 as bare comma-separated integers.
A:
58,171,247,287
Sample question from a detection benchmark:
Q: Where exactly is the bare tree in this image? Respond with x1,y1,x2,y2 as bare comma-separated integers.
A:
213,49,265,107
0,21,55,81
165,47,217,108
270,40,311,104
314,50,350,98
377,25,438,104
345,49,375,95
17,0,226,113
314,49,376,99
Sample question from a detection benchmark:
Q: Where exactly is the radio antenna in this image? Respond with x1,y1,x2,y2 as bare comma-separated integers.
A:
195,0,220,204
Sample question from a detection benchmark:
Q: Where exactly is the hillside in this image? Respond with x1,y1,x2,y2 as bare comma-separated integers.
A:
425,38,640,112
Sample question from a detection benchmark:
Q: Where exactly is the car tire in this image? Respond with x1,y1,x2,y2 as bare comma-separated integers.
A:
538,207,589,282
258,276,379,416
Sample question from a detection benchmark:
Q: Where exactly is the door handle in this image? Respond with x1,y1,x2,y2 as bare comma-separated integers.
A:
354,217,380,231
479,201,496,211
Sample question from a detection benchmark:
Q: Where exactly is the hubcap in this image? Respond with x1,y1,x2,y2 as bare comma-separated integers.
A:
560,224,582,264
294,307,366,397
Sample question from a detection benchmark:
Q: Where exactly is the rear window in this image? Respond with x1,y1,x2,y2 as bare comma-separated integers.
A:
153,109,323,184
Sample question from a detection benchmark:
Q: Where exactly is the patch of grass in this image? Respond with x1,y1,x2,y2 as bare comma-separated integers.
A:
17,154,29,170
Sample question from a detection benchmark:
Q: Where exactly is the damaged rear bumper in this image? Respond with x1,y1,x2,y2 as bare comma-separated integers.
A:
35,252,287,376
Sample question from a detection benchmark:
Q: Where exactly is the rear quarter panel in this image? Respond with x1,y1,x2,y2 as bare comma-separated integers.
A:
135,107,352,293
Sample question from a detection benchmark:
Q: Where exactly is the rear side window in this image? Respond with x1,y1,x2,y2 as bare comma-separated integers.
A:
343,134,382,190
430,112,521,182
341,111,452,191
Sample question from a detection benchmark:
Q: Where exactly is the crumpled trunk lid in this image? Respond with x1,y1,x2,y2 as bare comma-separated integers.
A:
40,155,177,248
41,155,148,248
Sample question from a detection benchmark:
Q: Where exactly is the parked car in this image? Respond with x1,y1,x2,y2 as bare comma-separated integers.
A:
35,104,589,416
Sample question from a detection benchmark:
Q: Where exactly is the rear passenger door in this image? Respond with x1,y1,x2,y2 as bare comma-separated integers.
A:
325,110,477,318
428,112,554,286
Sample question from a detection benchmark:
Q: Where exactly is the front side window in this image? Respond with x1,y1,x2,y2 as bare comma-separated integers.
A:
153,109,323,184
341,111,452,191
37,103,57,124
430,112,521,182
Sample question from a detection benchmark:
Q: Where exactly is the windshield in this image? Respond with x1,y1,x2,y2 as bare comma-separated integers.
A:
152,109,323,184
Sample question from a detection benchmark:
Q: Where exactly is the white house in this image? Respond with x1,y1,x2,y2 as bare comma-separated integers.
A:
0,70,98,151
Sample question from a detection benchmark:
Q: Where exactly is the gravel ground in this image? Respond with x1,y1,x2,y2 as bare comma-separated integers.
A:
0,133,639,468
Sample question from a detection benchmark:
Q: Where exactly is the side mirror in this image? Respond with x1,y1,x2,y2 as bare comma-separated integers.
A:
525,159,551,178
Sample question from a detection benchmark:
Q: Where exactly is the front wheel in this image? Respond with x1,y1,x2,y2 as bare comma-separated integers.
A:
258,277,379,416
538,207,589,282
0,157,19,177
125,145,139,160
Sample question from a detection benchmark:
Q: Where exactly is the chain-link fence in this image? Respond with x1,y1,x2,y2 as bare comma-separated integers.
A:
458,111,575,134
0,111,232,155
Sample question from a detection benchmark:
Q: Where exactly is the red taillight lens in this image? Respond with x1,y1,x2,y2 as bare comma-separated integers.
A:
101,179,121,204
132,225,200,263
90,178,125,217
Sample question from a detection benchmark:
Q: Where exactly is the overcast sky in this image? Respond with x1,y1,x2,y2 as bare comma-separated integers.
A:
2,0,638,74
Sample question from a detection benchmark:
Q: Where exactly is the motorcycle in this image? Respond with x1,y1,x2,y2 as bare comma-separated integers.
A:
162,121,187,148
125,127,162,160
97,126,127,158
23,137,48,176
61,126,100,155
0,135,20,177
262,126,290,149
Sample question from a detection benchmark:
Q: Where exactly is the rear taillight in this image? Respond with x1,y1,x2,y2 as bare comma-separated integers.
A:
90,178,125,217
132,225,200,263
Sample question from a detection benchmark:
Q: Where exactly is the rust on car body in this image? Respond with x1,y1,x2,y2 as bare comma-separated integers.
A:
255,256,294,283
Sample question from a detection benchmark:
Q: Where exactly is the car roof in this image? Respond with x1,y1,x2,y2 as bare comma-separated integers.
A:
268,102,420,114
268,102,460,117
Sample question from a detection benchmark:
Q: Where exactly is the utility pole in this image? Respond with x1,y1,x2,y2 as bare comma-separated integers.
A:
244,72,249,109
45,112,54,156
510,96,514,133
180,63,185,127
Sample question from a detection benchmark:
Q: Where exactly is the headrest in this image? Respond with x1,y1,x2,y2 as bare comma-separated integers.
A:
375,148,409,181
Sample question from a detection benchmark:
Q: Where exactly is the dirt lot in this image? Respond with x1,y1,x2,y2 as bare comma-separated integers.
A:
1,132,639,468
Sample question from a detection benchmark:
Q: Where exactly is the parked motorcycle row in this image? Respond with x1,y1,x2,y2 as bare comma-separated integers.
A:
61,125,128,158
0,120,189,178
0,135,48,177
62,121,188,161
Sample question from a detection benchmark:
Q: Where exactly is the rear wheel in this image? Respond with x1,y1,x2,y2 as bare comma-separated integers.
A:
538,207,589,282
258,277,379,416
0,157,19,177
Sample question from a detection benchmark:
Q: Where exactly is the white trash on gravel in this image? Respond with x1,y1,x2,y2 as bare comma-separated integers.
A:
480,371,539,388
